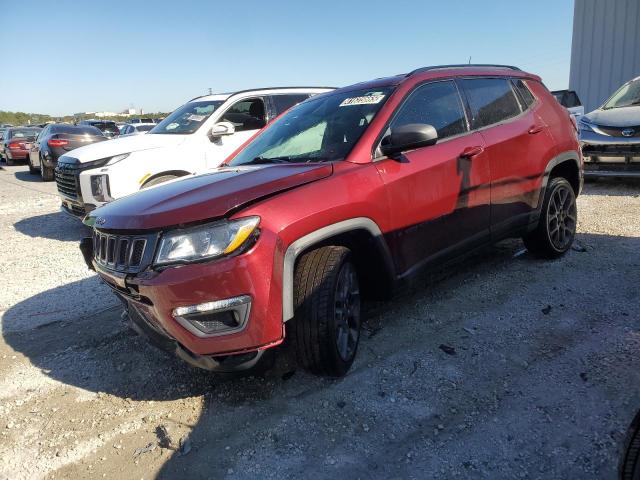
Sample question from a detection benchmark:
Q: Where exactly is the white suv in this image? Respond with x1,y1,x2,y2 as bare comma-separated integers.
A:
55,87,333,217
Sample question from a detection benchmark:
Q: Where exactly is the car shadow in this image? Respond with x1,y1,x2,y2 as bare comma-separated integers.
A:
13,170,43,183
2,233,639,478
13,211,90,241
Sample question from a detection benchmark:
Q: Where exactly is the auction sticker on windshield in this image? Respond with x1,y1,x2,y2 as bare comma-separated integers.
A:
340,93,385,107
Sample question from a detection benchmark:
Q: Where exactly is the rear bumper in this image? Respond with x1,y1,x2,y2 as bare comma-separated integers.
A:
85,229,284,369
7,150,28,160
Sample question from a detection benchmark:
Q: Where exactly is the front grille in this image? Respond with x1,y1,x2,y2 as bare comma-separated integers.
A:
93,230,157,273
596,124,640,137
582,144,640,156
55,166,79,199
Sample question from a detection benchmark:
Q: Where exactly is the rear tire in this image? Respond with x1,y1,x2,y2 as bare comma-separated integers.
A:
28,158,38,174
523,177,577,258
40,163,54,181
5,155,13,166
141,174,179,188
288,246,361,377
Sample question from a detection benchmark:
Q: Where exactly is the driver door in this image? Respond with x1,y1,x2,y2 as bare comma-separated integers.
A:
207,97,267,167
375,80,492,274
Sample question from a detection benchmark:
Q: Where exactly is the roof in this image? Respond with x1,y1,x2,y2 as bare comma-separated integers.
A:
329,64,538,95
187,86,335,103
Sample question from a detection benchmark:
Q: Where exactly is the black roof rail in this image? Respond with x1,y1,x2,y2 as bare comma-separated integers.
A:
407,64,521,77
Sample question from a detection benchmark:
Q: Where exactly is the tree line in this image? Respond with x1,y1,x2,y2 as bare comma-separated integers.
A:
0,110,171,126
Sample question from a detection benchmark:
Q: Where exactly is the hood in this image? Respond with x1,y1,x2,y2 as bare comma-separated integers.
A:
86,163,334,230
584,106,640,127
66,132,189,162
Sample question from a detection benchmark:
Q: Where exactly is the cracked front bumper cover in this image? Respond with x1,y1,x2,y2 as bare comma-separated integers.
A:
126,301,265,372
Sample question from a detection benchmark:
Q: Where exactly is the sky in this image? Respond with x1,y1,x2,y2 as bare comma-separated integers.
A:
0,0,575,117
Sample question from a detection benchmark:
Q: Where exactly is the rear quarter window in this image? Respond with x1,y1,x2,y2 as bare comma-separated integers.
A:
512,79,536,109
460,78,522,129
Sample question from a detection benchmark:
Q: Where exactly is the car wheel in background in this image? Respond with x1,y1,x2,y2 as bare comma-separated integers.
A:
40,162,54,181
621,410,640,480
523,177,577,259
5,154,13,166
141,174,180,189
28,157,38,174
289,246,361,377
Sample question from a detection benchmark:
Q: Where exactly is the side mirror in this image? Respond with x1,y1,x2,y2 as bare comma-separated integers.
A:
380,123,438,158
210,121,236,138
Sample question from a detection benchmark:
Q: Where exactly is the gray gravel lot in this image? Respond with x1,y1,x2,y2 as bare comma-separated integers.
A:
0,163,639,479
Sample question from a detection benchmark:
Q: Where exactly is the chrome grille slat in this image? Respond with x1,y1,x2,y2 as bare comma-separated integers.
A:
54,167,79,199
92,230,155,273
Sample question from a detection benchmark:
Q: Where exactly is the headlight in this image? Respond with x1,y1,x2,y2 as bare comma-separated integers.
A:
107,153,130,165
578,118,594,132
155,216,260,265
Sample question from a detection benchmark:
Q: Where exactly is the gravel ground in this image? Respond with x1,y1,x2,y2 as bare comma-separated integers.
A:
0,163,639,480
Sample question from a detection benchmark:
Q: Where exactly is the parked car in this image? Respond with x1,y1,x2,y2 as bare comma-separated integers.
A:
129,118,155,124
1,127,41,165
0,128,7,158
119,122,156,136
78,120,120,139
56,87,333,217
81,65,582,376
579,76,640,177
551,89,584,117
28,124,106,181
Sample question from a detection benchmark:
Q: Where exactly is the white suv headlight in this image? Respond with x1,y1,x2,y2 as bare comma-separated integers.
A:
155,216,260,265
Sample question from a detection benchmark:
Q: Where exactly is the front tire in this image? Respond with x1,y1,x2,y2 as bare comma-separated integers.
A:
523,177,577,258
289,246,361,377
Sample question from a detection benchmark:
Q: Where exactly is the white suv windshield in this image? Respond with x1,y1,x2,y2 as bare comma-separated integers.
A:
603,79,640,109
228,87,393,165
150,100,224,134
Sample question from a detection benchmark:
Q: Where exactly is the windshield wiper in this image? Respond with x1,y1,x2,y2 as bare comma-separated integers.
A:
245,156,293,165
604,101,640,110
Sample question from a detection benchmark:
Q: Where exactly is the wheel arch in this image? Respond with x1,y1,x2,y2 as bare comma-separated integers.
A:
140,170,191,188
282,218,395,322
543,150,582,196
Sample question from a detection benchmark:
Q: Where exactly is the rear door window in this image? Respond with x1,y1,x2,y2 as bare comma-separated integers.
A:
271,94,311,115
388,80,468,140
460,78,522,129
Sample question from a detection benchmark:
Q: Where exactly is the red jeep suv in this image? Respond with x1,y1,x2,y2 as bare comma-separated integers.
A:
82,66,582,376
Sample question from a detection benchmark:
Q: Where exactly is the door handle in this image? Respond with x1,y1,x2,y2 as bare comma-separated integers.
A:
460,145,484,158
528,125,544,134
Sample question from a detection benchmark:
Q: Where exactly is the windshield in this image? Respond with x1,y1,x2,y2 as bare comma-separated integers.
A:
136,124,155,132
9,128,40,139
603,78,640,109
150,100,224,135
228,87,393,165
93,123,118,133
